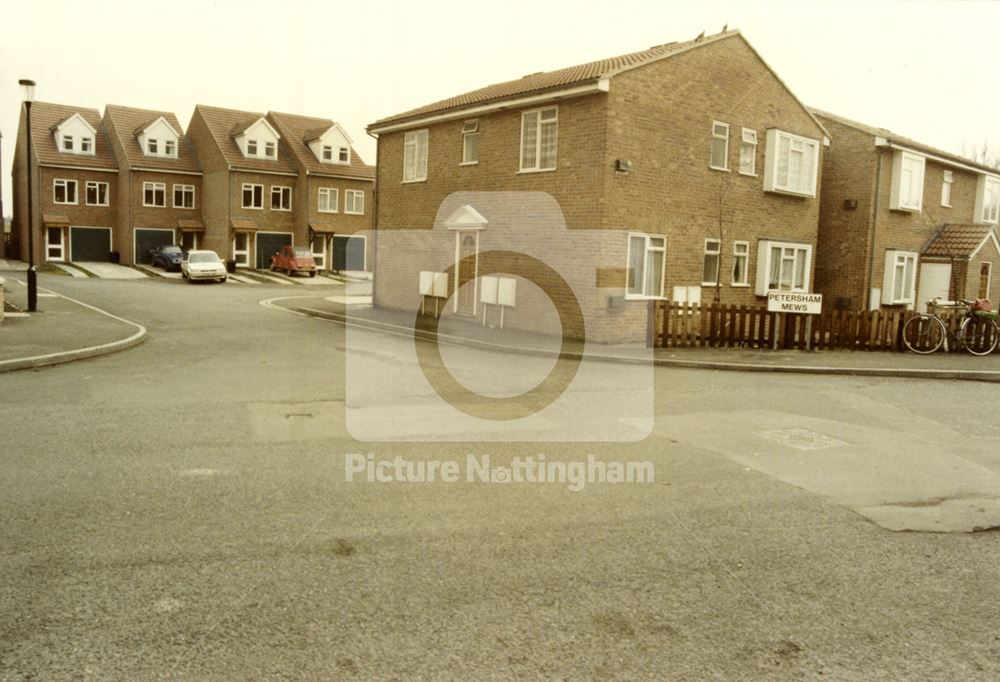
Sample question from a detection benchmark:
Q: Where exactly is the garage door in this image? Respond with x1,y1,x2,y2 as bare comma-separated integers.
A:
134,229,175,264
256,232,293,269
70,227,112,262
332,235,366,271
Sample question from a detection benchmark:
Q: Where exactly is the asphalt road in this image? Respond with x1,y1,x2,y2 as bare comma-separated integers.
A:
1,275,999,680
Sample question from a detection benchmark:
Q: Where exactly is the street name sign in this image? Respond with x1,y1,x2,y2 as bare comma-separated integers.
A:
767,292,822,314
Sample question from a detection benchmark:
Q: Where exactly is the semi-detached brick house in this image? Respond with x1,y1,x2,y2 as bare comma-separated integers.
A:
186,105,373,271
266,112,375,271
812,109,1000,313
367,29,830,343
12,102,119,265
103,105,205,265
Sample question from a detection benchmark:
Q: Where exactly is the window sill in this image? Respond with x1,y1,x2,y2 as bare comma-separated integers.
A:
701,281,720,287
709,165,730,173
402,179,427,184
765,186,815,199
459,161,479,167
142,204,167,208
731,283,750,288
241,206,265,211
345,211,364,216
517,167,557,175
87,204,110,208
318,210,339,214
271,208,293,212
624,294,666,302
738,171,757,177
173,206,196,211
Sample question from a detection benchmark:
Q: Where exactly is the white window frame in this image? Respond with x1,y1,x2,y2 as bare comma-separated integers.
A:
311,235,327,269
164,139,177,157
977,176,1000,225
739,129,757,176
173,184,195,209
247,140,258,156
882,250,918,306
710,121,729,171
53,179,78,205
85,181,109,206
519,107,558,173
62,135,74,152
148,139,158,155
461,120,479,166
755,240,812,295
344,189,365,215
143,181,166,207
889,150,925,212
242,183,264,209
271,185,292,211
322,145,333,161
941,170,953,207
265,141,276,159
232,232,250,267
625,232,667,300
403,129,429,183
732,240,750,286
318,187,338,213
80,137,93,154
338,147,350,163
763,129,820,198
702,238,721,286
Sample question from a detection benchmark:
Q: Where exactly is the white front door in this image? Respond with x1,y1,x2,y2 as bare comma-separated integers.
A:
46,227,65,262
232,232,250,267
917,262,951,312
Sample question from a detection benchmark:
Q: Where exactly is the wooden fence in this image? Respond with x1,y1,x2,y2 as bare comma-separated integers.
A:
653,302,987,352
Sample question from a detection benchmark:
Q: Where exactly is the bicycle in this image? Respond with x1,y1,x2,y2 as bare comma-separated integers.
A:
902,298,999,355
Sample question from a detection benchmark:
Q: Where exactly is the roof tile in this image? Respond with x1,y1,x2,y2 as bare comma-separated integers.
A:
104,104,202,174
923,223,997,258
267,111,374,180
27,102,117,170
194,105,298,174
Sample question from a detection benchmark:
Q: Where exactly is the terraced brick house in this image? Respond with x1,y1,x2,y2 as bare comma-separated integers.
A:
367,29,830,343
812,110,1000,312
265,112,374,271
12,102,119,265
103,105,204,265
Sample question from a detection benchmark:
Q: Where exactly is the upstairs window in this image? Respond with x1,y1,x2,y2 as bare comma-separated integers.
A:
173,184,195,209
271,185,292,211
978,176,1000,224
318,187,338,213
242,183,263,209
338,147,349,163
626,233,666,299
54,179,78,204
80,137,93,153
264,142,276,158
164,140,176,156
702,239,721,285
86,181,109,206
247,140,258,156
462,120,480,165
403,129,429,182
941,170,953,207
345,189,365,215
889,150,925,212
62,135,74,152
322,145,333,161
148,139,158,155
710,122,729,171
143,182,166,207
739,129,757,175
763,129,819,197
520,107,557,172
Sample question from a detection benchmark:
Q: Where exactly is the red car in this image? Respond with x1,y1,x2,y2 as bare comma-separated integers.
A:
271,245,317,277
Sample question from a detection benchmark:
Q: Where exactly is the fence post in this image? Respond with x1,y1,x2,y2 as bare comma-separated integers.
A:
646,299,655,348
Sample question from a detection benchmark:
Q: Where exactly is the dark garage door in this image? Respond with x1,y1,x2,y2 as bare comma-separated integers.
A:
256,233,293,269
332,235,366,271
134,229,175,264
70,227,112,262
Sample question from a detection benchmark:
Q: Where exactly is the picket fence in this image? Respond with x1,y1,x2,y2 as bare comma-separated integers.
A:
653,302,986,352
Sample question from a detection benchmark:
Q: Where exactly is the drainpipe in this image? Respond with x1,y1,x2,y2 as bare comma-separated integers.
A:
866,147,884,310
367,129,379,301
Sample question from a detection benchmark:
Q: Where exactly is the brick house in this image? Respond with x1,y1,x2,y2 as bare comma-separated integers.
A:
367,30,829,343
12,102,119,265
265,112,374,271
103,105,204,264
812,109,1000,312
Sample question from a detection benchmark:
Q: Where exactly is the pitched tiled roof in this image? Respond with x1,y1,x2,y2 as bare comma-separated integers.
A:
26,102,117,170
267,111,374,180
104,105,202,174
922,223,998,258
371,31,744,128
193,105,298,174
811,109,1000,176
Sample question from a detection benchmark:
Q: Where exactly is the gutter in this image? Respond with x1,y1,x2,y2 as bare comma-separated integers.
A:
876,137,1000,179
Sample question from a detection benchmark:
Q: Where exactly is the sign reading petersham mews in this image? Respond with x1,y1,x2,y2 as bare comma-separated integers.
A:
767,292,823,314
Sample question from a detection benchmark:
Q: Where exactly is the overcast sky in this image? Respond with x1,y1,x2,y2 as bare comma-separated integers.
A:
2,0,999,214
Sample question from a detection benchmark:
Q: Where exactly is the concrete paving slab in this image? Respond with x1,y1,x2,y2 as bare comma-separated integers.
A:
75,262,148,279
0,259,29,271
49,262,89,278
245,271,293,285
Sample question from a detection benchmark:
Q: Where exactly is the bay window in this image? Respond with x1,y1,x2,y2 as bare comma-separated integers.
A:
882,250,918,305
889,150,925,212
755,240,812,295
763,129,819,197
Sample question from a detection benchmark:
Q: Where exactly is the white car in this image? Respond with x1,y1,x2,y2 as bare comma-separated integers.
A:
181,250,228,283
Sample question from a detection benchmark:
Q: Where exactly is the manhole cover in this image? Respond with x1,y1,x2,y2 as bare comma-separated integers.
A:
756,428,846,451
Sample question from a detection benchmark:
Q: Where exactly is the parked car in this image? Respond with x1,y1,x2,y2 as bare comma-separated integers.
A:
271,245,317,277
150,244,185,271
181,250,227,284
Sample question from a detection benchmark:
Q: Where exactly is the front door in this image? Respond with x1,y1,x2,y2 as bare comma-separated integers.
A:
455,232,478,315
233,232,250,267
180,231,199,251
917,262,952,312
46,227,65,262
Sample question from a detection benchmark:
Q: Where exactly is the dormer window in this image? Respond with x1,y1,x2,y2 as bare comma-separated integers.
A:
62,135,74,152
322,145,333,161
308,124,353,165
247,140,258,155
165,140,176,156
81,137,92,153
148,139,158,154
265,142,276,158
53,112,97,157
339,147,349,163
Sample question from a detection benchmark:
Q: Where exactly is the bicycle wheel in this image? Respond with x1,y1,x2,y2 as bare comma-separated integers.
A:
959,315,999,355
902,315,946,354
